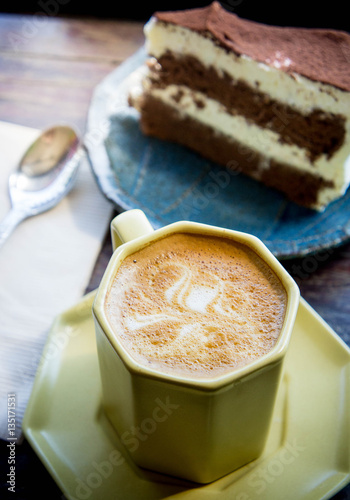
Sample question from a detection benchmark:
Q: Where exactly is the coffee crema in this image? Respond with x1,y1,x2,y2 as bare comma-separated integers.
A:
104,232,287,378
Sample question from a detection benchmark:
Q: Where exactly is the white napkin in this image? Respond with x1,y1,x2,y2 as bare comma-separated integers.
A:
0,121,114,439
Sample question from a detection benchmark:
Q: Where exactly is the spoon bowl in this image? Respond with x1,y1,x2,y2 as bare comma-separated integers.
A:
0,125,82,247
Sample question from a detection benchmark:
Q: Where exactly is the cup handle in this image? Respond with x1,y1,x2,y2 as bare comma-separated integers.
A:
110,209,154,251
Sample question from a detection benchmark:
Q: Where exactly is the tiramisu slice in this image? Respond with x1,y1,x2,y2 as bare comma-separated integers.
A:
129,1,350,210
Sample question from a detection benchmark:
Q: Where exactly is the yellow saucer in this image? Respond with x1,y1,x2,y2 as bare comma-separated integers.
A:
22,291,350,500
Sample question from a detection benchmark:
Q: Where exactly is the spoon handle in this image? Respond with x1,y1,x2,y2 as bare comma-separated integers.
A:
0,208,27,248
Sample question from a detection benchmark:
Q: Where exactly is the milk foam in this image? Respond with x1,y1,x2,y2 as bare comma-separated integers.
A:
104,233,287,378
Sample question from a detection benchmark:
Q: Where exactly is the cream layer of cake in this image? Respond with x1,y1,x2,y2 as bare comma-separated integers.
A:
129,3,350,210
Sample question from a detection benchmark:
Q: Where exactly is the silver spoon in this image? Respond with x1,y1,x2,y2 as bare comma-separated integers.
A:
0,125,83,248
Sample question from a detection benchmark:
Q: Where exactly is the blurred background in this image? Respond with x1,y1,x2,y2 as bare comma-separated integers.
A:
1,0,349,30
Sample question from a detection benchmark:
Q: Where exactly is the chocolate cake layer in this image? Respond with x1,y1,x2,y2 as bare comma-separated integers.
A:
149,54,346,162
155,2,350,92
129,2,350,210
137,93,334,208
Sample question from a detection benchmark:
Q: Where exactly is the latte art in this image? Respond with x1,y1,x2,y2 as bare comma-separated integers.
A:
105,233,287,378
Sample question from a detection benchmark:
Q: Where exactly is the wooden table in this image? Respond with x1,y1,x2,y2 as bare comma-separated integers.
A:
0,12,349,499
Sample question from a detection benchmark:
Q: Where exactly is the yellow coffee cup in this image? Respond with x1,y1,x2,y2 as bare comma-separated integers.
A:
92,209,300,483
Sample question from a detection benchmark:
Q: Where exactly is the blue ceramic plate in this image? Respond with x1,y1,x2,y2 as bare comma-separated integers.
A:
86,47,350,259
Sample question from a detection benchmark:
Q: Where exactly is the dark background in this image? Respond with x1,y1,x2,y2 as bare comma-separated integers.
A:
0,0,349,31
